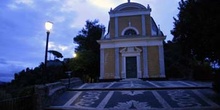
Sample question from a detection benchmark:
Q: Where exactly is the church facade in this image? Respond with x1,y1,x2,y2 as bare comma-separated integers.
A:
98,1,166,80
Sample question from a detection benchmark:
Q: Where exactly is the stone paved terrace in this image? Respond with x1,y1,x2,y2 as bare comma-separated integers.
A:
46,79,220,110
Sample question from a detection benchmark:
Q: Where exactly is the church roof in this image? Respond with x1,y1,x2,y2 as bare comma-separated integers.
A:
110,1,151,13
114,2,146,11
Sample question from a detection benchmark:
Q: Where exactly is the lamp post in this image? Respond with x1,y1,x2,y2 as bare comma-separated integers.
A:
65,71,72,89
44,21,53,73
65,53,77,89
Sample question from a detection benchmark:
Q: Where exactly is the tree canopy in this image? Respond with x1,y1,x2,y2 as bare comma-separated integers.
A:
171,0,220,63
48,50,63,59
69,20,105,82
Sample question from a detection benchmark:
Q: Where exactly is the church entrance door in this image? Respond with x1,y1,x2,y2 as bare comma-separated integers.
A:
126,57,137,78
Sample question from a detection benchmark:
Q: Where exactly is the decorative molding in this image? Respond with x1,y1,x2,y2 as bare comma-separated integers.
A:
120,47,142,78
110,11,150,17
121,26,139,36
98,37,165,49
120,47,142,54
112,2,148,11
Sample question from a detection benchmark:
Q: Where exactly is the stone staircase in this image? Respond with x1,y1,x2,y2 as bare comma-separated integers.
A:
35,77,83,110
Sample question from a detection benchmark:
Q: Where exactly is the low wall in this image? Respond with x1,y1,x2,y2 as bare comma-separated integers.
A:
35,77,82,110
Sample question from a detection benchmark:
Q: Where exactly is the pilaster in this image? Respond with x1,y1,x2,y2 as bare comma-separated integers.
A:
143,46,149,78
141,15,146,36
115,48,120,78
159,45,165,77
100,49,105,79
115,17,118,37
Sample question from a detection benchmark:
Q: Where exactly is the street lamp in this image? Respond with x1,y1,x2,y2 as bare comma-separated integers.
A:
65,53,77,89
65,71,72,89
73,53,77,58
44,21,53,71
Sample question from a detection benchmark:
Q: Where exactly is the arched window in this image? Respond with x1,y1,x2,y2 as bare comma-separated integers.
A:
121,27,139,36
124,29,137,35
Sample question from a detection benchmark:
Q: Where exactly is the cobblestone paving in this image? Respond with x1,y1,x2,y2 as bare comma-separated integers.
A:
48,80,220,110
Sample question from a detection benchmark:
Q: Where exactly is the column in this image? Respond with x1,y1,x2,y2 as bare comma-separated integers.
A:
159,45,166,77
121,56,126,78
115,17,118,37
143,46,149,78
137,55,142,78
115,48,120,79
99,49,105,79
141,15,146,36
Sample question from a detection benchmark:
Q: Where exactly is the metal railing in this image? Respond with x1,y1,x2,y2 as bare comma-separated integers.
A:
0,95,35,110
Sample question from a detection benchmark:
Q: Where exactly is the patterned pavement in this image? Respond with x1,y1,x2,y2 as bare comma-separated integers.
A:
47,80,220,110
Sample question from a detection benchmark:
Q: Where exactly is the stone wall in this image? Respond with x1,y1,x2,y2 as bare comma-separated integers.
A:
34,77,82,110
147,46,160,77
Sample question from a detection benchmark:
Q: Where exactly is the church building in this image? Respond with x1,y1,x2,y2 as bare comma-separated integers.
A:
98,0,166,80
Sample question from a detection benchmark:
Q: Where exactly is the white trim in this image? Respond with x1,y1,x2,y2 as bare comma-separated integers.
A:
120,47,142,79
99,49,104,79
137,55,142,78
141,15,146,36
121,26,139,36
110,11,150,17
159,45,166,77
113,2,147,11
115,48,120,78
121,56,126,78
98,37,165,49
143,46,149,78
115,17,118,37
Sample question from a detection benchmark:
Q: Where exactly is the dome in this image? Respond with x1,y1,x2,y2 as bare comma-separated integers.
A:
111,2,151,12
109,2,151,17
114,2,147,11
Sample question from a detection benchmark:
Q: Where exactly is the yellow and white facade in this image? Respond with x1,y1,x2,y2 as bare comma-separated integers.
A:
98,1,166,80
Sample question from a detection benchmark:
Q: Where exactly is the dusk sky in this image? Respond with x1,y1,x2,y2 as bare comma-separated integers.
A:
0,0,180,82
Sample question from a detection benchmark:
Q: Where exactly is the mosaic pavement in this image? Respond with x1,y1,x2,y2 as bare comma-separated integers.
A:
47,80,220,110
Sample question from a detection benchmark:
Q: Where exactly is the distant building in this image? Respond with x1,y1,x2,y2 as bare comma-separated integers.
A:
98,0,166,80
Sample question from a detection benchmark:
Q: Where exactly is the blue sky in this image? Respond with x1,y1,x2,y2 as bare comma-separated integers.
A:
0,0,179,82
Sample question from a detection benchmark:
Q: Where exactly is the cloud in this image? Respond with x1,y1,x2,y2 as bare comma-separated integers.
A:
58,45,68,51
48,42,70,52
59,0,87,13
0,59,29,82
53,16,66,23
0,58,40,81
7,0,35,10
88,0,124,9
7,4,18,10
15,0,34,5
0,0,180,82
47,41,76,59
0,58,7,64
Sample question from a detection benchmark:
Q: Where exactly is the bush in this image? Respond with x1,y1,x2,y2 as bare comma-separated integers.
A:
193,64,212,81
0,90,12,101
213,71,220,93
